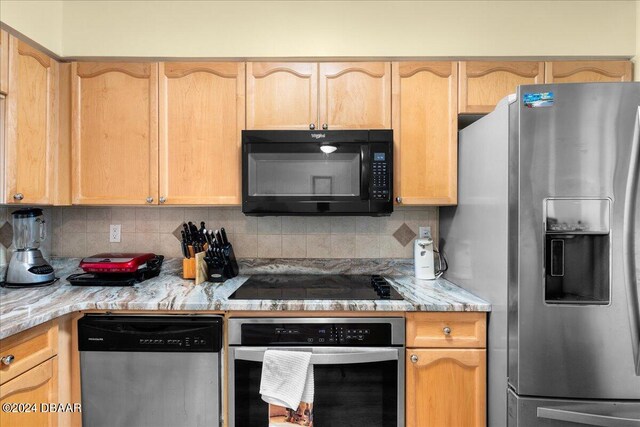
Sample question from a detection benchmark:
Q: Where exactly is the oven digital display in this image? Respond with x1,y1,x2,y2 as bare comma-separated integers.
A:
373,152,386,161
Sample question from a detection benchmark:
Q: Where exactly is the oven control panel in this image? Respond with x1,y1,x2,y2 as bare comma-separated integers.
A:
371,152,390,201
241,323,392,346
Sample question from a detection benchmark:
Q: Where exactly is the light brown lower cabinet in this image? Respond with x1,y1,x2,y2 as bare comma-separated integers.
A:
0,357,58,427
406,349,486,427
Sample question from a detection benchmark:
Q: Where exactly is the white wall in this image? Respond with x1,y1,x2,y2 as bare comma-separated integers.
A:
0,1,63,54
1,1,637,58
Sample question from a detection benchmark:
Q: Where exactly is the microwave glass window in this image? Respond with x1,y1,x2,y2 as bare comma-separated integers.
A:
247,152,360,197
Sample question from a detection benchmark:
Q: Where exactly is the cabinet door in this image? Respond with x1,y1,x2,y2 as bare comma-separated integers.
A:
319,62,391,129
459,61,544,113
159,62,245,205
72,62,158,205
545,61,632,83
0,357,58,427
392,62,457,205
406,349,486,427
5,37,58,205
0,29,8,94
247,62,317,130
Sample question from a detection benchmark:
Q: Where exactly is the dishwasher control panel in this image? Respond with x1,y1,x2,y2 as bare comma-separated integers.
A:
78,315,223,352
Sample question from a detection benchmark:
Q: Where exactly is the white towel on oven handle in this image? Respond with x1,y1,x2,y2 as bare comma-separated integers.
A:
259,349,315,409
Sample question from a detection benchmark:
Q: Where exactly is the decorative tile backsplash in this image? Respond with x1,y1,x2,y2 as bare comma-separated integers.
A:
0,206,438,265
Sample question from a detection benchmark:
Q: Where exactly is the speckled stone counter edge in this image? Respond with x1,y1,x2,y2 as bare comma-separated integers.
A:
0,258,491,340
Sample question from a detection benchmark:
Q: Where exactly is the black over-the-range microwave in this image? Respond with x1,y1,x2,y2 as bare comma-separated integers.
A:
242,130,393,216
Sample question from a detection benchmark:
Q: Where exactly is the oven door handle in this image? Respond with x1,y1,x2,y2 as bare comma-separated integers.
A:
233,347,400,365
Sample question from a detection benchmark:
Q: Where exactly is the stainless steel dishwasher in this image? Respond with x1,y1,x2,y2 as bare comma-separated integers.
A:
78,314,223,427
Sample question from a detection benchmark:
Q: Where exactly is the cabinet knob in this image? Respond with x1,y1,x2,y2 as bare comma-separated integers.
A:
309,123,315,130
395,196,402,204
410,354,418,363
146,197,154,204
1,354,15,365
443,326,452,335
159,197,166,204
322,123,328,130
13,193,24,201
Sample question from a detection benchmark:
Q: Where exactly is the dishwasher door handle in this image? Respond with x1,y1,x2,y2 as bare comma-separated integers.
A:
233,347,400,364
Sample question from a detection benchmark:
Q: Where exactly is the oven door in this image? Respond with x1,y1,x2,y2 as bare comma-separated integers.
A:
242,137,372,215
229,346,404,427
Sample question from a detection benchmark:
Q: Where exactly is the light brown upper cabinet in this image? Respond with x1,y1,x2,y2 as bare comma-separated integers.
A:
545,61,632,83
459,61,544,114
247,62,391,130
319,62,391,129
159,62,245,205
5,37,58,205
392,62,458,205
72,62,158,205
0,29,8,94
246,62,317,130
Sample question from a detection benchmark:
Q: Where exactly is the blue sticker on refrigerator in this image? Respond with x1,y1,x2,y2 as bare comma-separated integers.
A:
523,92,554,108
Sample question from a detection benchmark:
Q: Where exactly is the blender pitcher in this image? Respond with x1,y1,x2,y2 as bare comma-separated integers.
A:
12,208,47,250
3,208,56,287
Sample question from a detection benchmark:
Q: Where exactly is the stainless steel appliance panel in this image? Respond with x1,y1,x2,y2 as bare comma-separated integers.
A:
80,352,219,427
228,346,403,427
507,388,640,427
228,317,404,427
512,83,640,399
440,96,512,427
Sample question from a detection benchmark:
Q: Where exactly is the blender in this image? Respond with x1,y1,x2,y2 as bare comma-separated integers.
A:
3,208,56,287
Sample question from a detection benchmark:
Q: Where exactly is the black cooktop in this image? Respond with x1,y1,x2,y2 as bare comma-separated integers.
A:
228,274,404,300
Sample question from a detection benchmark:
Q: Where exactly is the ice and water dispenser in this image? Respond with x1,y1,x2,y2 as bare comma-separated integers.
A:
544,198,611,304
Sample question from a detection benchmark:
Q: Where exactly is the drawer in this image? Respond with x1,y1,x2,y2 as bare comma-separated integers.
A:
0,357,58,427
406,313,486,348
0,321,58,385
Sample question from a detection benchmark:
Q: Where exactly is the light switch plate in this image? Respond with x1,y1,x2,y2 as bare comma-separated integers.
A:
109,224,121,243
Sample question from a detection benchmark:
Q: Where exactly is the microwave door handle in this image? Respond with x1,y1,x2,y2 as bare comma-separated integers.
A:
233,347,399,364
537,406,640,426
361,145,370,200
623,106,640,376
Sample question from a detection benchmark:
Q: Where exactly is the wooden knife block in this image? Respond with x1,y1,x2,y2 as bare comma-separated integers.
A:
182,258,196,279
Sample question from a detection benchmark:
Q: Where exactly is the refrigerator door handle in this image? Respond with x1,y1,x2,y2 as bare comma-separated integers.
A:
537,406,640,426
623,106,640,376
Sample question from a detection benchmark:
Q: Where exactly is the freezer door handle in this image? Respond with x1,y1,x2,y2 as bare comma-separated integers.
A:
537,406,640,426
623,106,640,376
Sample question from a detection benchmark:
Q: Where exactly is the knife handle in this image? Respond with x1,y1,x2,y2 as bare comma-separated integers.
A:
220,228,229,245
214,229,224,246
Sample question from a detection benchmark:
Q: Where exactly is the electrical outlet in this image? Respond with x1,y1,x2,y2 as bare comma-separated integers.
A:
109,224,121,243
419,226,432,239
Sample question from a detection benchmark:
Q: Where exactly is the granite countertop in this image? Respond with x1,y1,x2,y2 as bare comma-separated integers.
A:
0,258,490,339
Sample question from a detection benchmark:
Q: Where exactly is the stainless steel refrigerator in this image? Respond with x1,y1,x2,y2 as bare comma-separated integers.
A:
440,82,640,426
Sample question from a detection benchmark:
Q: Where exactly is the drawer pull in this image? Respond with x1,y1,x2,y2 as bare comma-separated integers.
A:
1,354,15,365
443,326,452,335
410,354,418,363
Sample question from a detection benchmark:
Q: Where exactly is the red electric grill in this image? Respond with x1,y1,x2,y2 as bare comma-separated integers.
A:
68,253,164,286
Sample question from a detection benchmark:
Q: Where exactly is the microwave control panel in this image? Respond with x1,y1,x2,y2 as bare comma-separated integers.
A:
372,151,390,201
